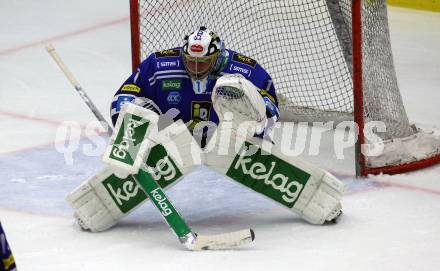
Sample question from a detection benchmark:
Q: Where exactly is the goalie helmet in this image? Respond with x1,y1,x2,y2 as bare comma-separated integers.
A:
183,27,224,80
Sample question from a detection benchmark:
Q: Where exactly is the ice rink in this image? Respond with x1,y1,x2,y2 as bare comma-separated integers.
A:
1,1,440,270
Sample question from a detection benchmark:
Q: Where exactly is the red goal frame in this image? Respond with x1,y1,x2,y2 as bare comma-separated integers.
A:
351,0,440,176
129,0,440,177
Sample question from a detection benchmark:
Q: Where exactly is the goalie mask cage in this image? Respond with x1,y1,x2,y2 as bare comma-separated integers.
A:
129,0,440,176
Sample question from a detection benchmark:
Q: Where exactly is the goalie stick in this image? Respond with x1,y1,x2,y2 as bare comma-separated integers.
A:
102,104,255,250
45,44,113,136
135,168,255,250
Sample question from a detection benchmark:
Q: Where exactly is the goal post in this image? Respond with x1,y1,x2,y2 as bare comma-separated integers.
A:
129,0,440,176
352,0,365,176
129,0,141,72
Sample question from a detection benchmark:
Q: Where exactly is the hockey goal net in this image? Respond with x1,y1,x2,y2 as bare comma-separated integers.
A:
129,0,440,176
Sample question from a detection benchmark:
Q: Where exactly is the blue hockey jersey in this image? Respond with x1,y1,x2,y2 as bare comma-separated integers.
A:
111,48,279,131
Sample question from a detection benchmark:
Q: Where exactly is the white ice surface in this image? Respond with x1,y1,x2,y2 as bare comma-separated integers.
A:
0,2,440,270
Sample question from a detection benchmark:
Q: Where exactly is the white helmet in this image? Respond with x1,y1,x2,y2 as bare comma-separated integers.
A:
183,27,224,80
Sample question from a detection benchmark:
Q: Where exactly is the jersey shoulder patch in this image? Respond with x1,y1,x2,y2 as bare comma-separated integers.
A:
154,49,181,58
120,84,141,93
232,52,257,68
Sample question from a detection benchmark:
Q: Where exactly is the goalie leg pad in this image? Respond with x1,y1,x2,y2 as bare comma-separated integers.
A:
67,167,150,232
204,124,345,225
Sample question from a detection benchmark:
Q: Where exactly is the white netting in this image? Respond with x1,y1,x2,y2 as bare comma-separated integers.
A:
134,0,413,139
132,0,440,171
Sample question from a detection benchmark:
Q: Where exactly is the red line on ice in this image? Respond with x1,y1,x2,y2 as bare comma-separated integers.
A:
333,171,440,196
1,141,61,155
368,179,440,196
0,15,129,56
0,110,69,127
0,208,70,220
0,110,108,155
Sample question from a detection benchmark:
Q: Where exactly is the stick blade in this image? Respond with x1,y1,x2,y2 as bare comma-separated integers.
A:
191,228,255,251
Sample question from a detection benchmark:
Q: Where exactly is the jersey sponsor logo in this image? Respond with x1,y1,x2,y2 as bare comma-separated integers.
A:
226,142,311,208
155,49,181,58
231,64,251,77
232,53,257,68
121,84,141,93
190,44,204,53
188,101,211,130
192,101,211,121
110,114,149,166
161,79,182,90
103,175,147,213
166,91,182,105
157,60,180,69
